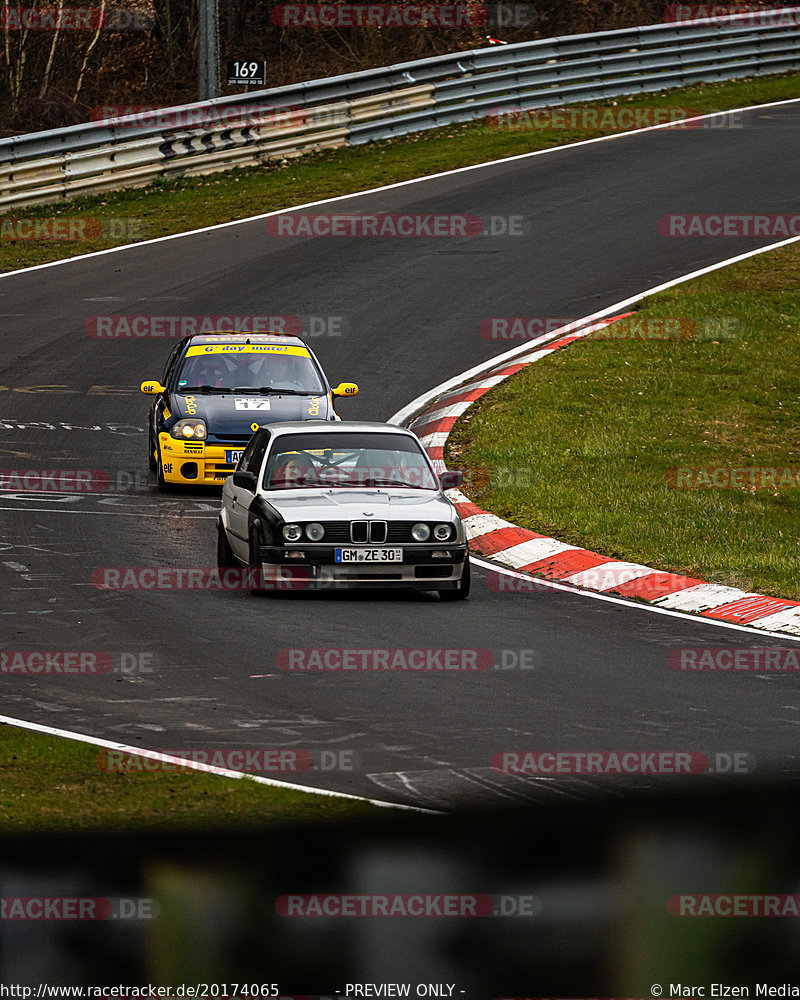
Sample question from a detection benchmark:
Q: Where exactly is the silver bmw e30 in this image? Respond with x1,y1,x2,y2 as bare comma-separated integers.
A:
217,420,470,599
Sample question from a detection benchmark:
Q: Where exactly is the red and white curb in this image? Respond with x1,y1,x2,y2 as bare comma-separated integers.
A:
408,316,800,637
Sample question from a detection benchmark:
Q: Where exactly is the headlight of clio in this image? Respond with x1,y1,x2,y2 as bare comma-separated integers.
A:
170,418,207,440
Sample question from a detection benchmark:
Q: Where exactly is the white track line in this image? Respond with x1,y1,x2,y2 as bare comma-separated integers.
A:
0,506,217,517
470,556,800,643
0,715,439,813
1,97,799,279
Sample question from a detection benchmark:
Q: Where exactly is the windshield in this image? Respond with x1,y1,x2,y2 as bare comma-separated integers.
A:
264,432,439,490
175,346,326,394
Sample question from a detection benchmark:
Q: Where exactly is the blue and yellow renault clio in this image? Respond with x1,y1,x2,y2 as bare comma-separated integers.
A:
140,332,358,490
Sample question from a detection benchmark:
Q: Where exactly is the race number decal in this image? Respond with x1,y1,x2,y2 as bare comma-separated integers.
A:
234,398,271,410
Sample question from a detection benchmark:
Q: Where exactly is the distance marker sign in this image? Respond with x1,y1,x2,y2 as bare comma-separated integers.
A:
226,60,266,86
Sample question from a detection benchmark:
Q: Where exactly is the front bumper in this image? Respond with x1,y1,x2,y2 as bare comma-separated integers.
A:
159,434,244,486
257,543,468,590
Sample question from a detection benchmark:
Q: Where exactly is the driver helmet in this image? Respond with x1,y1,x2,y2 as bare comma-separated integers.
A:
271,453,316,488
268,353,297,386
194,357,230,388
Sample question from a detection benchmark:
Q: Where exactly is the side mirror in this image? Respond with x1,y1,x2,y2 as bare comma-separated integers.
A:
332,382,359,398
232,470,257,491
140,380,166,395
439,470,463,490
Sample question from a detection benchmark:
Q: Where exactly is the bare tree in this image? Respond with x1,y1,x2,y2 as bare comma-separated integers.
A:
3,0,33,108
39,0,66,97
72,0,108,102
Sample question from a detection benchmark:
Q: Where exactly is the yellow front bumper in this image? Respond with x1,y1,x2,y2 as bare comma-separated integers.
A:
158,433,242,486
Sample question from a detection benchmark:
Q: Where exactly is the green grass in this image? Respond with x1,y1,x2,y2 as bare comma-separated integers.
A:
447,242,800,600
1,73,799,272
0,724,387,833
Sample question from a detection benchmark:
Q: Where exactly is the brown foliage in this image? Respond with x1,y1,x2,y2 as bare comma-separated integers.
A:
0,0,745,137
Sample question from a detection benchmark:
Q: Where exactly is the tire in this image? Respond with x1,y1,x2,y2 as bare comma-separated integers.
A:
155,444,175,493
156,453,172,492
148,429,157,472
248,528,267,596
439,555,471,601
217,519,238,569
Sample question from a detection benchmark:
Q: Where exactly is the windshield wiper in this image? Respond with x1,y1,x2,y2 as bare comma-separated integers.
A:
356,477,420,489
178,385,229,394
256,385,316,396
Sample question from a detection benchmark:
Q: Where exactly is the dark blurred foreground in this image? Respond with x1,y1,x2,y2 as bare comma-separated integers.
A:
3,785,800,992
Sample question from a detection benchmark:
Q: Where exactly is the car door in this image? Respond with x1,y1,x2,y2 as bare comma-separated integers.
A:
226,429,270,561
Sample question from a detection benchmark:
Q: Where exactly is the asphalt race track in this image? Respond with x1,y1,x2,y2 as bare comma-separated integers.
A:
2,102,800,810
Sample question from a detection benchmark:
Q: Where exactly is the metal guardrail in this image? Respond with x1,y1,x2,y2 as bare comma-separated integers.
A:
2,8,799,209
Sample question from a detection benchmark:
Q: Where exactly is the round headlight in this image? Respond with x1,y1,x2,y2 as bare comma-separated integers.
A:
433,523,452,541
411,523,430,542
170,418,208,441
282,524,302,542
305,522,324,542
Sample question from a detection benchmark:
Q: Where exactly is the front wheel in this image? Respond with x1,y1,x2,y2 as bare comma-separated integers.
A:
156,458,173,493
248,529,267,596
155,442,175,493
439,555,471,601
148,428,157,472
217,520,238,568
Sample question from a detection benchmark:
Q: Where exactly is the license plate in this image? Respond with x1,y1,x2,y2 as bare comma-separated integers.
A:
335,548,403,563
226,450,244,465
